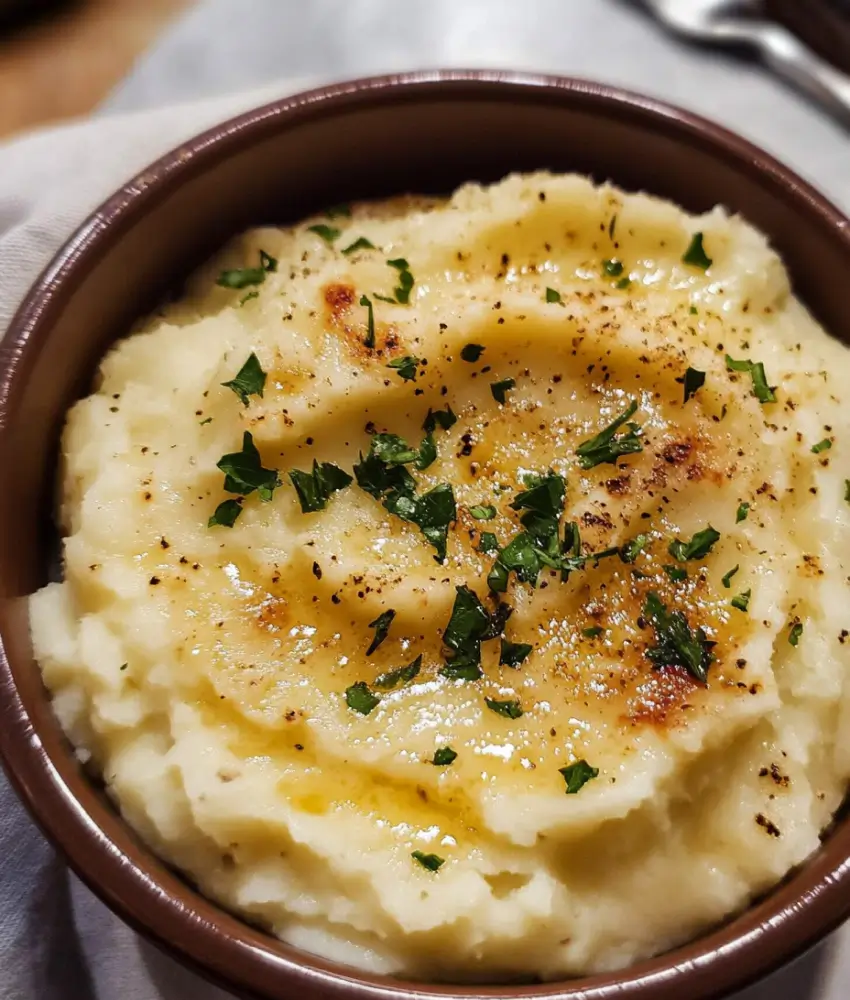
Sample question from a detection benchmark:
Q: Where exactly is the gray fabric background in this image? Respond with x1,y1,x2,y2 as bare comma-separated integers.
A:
1,1,848,997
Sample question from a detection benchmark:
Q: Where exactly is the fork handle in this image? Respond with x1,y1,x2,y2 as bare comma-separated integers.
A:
724,21,850,125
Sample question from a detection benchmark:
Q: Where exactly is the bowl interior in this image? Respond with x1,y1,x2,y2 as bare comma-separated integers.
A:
1,73,850,1000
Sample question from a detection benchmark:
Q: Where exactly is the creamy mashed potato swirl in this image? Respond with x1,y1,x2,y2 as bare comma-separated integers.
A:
30,173,850,982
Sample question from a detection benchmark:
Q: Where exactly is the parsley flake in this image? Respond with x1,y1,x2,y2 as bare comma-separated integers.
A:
366,609,396,655
345,682,380,716
545,287,562,303
307,223,341,244
342,237,376,255
731,589,751,612
423,406,457,433
441,585,503,680
559,760,599,794
620,534,649,564
663,564,688,582
725,356,777,404
216,248,277,289
681,367,706,404
603,259,624,277
385,482,457,562
812,439,832,454
469,504,496,520
360,294,375,349
221,352,266,406
682,232,712,270
485,697,523,719
582,626,604,638
668,526,720,562
499,638,533,668
387,258,415,304
412,851,444,872
478,531,499,554
575,400,644,469
460,344,485,362
491,378,516,404
789,622,803,646
374,654,422,690
643,592,716,684
217,432,279,501
289,460,352,513
432,746,458,766
208,498,243,528
721,565,739,589
386,356,421,382
736,502,750,523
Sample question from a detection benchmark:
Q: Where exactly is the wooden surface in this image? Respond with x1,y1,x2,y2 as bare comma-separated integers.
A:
0,0,192,140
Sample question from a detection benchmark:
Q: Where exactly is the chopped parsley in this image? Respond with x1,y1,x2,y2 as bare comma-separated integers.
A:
384,482,457,562
603,259,624,277
731,589,751,612
485,697,523,719
681,367,706,404
342,237,375,255
353,448,416,500
416,434,437,471
643,591,715,684
386,356,421,382
499,638,533,667
216,248,277,289
545,287,562,303
460,344,485,362
478,531,499,554
608,214,617,238
412,851,444,872
371,433,419,465
345,682,380,715
491,378,516,404
725,356,777,404
575,400,644,469
668,525,720,562
682,232,712,270
559,760,599,794
374,654,422,690
366,609,396,655
432,746,458,766
663,564,688,582
239,290,259,306
582,626,604,638
217,431,279,501
469,504,496,520
789,622,803,646
386,258,415,304
721,565,739,589
812,439,832,454
208,498,243,528
441,585,506,680
620,534,649,564
616,277,631,290
220,352,266,406
360,294,375,349
423,405,457,433
307,223,341,244
736,502,750,523
288,460,352,513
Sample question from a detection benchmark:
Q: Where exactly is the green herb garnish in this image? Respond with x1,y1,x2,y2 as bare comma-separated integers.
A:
485,697,523,719
575,400,644,469
307,223,342,244
620,534,649,564
491,378,516,404
559,760,599,794
386,356,421,382
461,344,485,362
221,352,266,406
545,287,562,303
360,294,375,349
731,590,751,612
582,626,604,638
385,482,457,562
374,654,422,690
812,439,832,454
432,746,458,766
342,237,376,255
353,449,416,500
681,367,706,404
789,622,803,646
721,565,739,589
668,526,720,562
216,248,277,289
416,433,437,471
208,498,243,528
643,591,715,684
499,638,533,668
366,609,396,655
603,259,624,278
386,258,415,304
725,356,777,404
736,502,750,523
239,290,259,305
423,406,457,433
469,504,496,520
682,232,712,270
412,851,444,872
289,460,352,513
441,585,500,680
478,531,499,554
663,564,688,582
345,682,380,715
217,432,279,501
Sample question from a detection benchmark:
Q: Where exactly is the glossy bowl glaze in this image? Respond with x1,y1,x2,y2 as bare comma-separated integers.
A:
1,72,849,1000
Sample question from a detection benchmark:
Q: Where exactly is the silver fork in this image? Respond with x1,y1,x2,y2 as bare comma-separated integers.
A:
640,0,850,125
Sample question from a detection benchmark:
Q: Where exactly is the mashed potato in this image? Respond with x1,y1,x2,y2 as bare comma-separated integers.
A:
30,173,850,982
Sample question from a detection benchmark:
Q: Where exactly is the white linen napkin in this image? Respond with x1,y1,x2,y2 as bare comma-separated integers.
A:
0,1,848,998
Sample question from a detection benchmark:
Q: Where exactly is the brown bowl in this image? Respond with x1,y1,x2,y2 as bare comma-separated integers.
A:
1,71,849,1000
